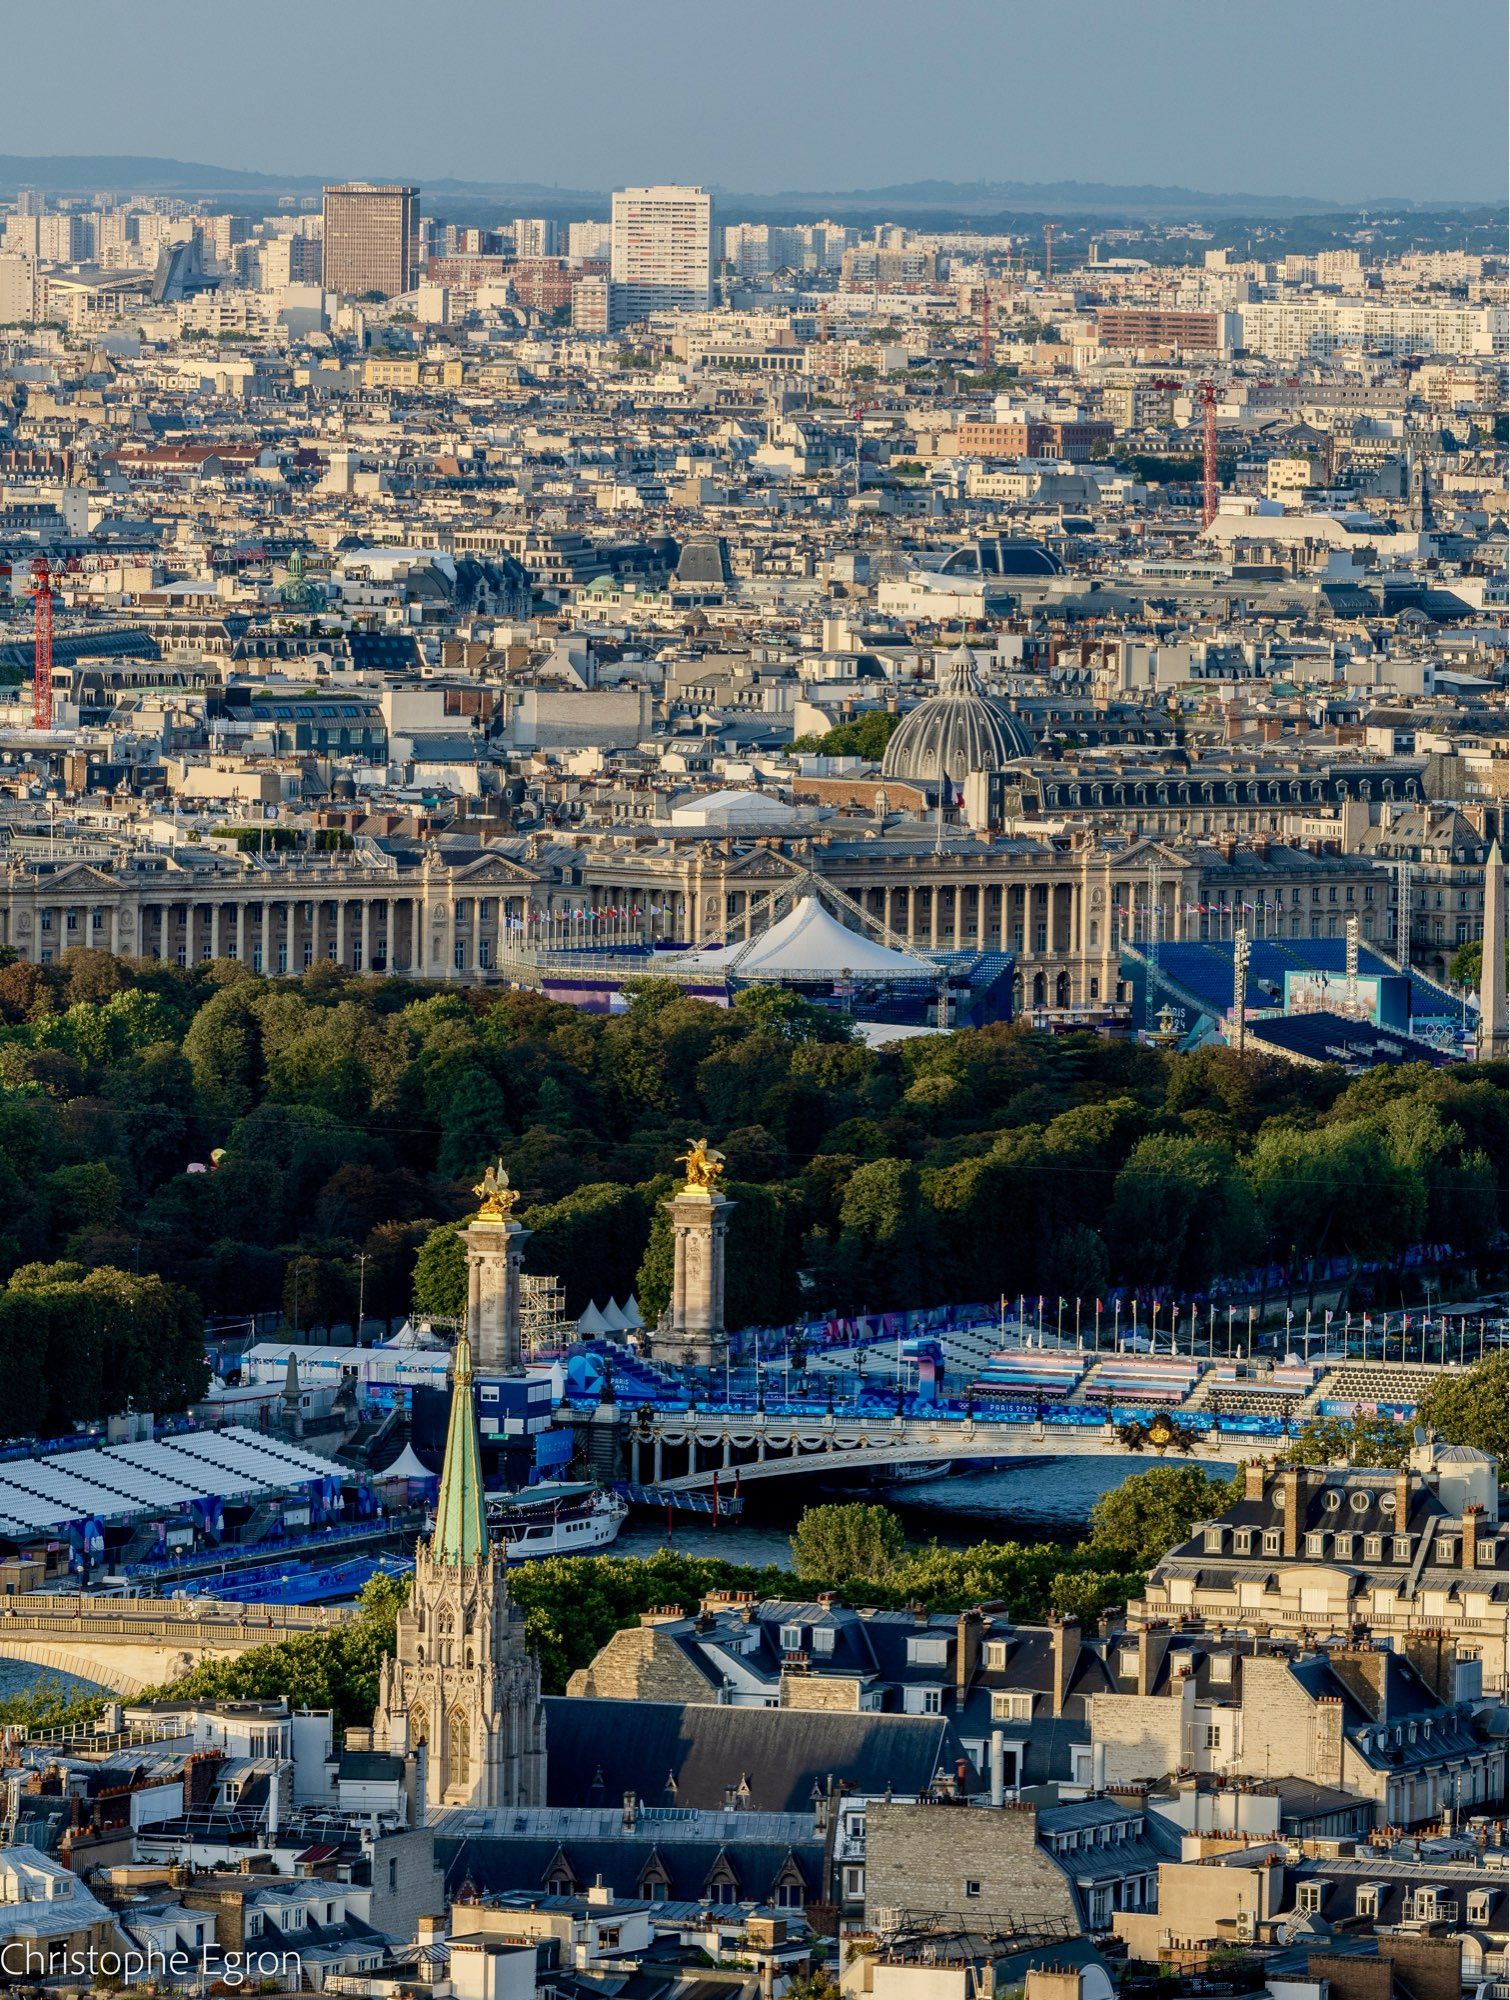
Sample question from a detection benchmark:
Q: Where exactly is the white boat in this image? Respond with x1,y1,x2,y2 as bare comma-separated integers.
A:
484,1481,627,1558
883,1458,954,1485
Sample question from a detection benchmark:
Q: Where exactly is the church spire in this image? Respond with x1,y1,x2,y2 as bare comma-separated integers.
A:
432,1329,489,1568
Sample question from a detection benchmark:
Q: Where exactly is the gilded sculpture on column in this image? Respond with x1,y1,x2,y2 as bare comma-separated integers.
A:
471,1159,519,1221
675,1137,725,1192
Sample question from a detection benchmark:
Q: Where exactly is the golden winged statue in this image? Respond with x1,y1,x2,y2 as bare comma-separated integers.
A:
676,1137,725,1192
472,1158,519,1221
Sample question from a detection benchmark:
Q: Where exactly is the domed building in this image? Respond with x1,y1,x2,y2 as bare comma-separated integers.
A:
936,536,1064,578
881,646,1034,787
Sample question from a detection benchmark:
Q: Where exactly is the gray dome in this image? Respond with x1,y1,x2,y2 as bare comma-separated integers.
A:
881,647,1033,784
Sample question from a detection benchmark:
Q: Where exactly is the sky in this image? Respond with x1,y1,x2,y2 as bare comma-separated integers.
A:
9,0,1506,204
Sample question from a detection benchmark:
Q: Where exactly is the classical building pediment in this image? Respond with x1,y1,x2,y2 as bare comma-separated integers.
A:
26,863,123,895
451,854,544,887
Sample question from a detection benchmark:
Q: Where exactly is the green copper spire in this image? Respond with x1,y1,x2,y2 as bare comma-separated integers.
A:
431,1329,489,1568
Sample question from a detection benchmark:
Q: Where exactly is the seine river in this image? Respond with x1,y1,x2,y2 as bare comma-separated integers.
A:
614,1452,1235,1566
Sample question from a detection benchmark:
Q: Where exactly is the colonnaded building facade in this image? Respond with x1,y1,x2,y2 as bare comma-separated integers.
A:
0,823,1392,1014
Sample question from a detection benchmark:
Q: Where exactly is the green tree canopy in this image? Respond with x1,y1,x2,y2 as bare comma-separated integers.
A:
1275,1414,1414,1469
1417,1350,1509,1472
790,1503,906,1583
1088,1464,1242,1570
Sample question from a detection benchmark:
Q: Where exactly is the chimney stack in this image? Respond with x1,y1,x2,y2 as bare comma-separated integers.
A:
1136,1625,1171,1696
1394,1466,1412,1530
1281,1467,1305,1558
1244,1461,1267,1503
989,1733,1006,1808
1462,1506,1482,1571
1050,1615,1082,1717
956,1609,983,1701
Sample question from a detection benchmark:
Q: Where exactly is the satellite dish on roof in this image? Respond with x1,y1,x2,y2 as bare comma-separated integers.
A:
1413,1426,1427,1446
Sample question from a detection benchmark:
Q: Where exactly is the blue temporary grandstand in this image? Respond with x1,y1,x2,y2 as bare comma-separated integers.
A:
1121,935,1473,1069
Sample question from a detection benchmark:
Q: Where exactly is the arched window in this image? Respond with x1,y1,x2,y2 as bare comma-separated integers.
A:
410,1705,429,1749
448,1708,470,1793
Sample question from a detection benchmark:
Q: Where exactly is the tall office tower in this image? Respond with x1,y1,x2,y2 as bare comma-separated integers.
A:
512,217,559,259
610,184,714,317
320,183,419,298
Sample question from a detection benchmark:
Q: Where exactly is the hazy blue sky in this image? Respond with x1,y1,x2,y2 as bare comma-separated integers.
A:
11,0,1506,202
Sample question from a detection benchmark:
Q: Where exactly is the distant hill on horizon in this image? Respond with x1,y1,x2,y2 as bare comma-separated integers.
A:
753,176,1348,216
0,155,1493,220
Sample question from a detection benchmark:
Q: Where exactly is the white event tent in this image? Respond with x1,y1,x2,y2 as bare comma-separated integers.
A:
668,895,937,985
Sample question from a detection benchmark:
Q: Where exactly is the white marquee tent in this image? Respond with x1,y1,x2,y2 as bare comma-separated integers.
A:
669,895,936,985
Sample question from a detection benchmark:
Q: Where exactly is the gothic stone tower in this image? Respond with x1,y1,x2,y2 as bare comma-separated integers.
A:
372,1330,545,1810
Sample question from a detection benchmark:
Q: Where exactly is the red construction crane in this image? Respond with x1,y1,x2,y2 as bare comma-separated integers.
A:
28,554,69,731
1198,378,1219,529
25,553,113,731
1043,223,1059,281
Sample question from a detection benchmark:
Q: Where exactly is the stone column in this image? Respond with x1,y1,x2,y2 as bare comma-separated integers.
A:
261,902,271,974
285,901,296,975
465,1211,531,1376
183,904,195,966
651,1185,734,1371
210,905,222,959
361,900,372,974
236,904,247,963
336,900,347,969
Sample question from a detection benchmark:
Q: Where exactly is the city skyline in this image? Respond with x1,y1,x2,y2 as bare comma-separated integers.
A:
4,0,1506,206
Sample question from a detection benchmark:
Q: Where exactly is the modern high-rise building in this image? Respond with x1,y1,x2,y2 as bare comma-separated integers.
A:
320,183,419,298
610,184,714,318
512,217,560,260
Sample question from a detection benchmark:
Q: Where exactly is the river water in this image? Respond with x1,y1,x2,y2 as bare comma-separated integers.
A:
614,1453,1227,1566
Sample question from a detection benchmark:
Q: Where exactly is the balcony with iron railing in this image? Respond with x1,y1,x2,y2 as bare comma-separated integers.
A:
1402,1898,1458,1926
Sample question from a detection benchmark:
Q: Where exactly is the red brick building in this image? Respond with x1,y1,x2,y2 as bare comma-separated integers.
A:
1096,307,1225,351
955,418,1114,460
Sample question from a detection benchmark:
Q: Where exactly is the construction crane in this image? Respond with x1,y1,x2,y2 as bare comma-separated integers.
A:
1042,223,1059,281
1198,378,1219,528
24,553,113,732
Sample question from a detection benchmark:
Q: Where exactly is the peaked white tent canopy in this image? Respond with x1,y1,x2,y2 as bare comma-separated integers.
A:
576,1300,609,1337
670,895,936,984
599,1298,630,1333
376,1443,436,1482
